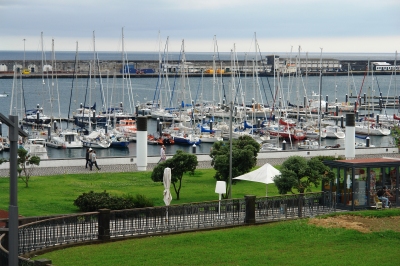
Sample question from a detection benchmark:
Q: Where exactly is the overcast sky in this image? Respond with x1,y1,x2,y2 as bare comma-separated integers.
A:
1,0,399,54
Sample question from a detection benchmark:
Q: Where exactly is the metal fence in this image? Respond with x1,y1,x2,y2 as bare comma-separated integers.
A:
255,192,336,222
110,198,246,238
0,192,335,265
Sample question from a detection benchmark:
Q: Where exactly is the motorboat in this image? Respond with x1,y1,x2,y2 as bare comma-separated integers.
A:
21,138,48,159
147,133,175,145
297,140,322,150
46,130,83,149
260,143,282,152
116,119,137,137
81,131,111,149
325,125,345,139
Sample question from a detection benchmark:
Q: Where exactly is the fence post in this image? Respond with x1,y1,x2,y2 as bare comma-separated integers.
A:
298,194,304,218
98,209,110,241
245,195,256,224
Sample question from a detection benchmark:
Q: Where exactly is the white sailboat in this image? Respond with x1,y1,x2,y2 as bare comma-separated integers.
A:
23,32,52,126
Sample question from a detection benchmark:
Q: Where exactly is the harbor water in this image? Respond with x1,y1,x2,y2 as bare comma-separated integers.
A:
0,57,398,159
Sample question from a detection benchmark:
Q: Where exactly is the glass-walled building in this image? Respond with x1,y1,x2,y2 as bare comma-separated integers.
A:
323,158,399,210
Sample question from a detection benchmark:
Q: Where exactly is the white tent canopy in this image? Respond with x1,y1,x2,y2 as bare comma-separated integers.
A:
233,163,281,196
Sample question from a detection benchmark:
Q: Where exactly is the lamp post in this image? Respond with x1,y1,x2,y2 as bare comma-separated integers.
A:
228,101,233,199
0,114,28,265
318,47,323,149
23,38,26,69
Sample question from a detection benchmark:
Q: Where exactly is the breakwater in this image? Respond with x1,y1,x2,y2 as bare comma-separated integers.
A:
0,57,398,79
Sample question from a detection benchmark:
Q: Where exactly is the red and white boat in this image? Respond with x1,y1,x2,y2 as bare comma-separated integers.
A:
116,119,137,135
278,118,297,127
268,126,306,140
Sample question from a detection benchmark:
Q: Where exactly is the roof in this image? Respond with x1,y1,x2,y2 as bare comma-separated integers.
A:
323,157,400,168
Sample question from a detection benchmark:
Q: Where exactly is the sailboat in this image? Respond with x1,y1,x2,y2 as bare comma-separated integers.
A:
79,32,111,149
22,32,52,127
43,40,83,149
103,27,135,125
24,104,51,124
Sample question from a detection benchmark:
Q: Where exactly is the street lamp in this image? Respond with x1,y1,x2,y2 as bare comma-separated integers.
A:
23,39,26,69
228,101,233,198
0,114,29,265
318,47,323,149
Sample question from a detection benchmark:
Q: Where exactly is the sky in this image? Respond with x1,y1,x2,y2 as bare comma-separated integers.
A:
0,0,399,54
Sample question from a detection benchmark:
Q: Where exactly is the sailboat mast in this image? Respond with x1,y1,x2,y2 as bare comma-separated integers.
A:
121,27,125,113
395,51,398,114
296,46,301,122
89,62,92,129
318,47,323,149
67,41,79,128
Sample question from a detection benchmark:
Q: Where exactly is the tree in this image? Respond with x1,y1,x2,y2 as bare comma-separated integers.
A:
391,125,400,149
274,156,334,194
151,150,198,200
17,148,41,187
210,135,259,198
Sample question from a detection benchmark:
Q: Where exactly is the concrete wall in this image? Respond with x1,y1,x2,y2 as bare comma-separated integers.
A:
0,147,398,171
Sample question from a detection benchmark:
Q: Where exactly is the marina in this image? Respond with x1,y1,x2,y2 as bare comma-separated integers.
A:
0,51,398,159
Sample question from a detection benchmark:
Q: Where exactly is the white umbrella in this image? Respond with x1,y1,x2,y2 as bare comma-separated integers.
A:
163,167,172,222
163,167,172,206
233,163,281,196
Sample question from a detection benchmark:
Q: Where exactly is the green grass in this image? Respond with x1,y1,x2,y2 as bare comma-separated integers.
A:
0,168,284,217
34,212,400,266
2,169,399,265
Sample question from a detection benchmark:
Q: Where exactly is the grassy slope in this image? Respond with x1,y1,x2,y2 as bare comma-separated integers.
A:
35,214,400,266
0,168,282,216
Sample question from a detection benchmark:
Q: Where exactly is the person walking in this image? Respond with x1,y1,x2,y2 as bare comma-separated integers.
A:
85,148,91,168
158,145,166,164
90,150,101,171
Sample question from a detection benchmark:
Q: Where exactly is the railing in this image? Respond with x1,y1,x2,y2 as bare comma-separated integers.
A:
110,198,246,238
255,192,336,222
0,192,335,265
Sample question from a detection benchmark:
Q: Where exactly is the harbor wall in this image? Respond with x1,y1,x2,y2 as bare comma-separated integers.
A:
0,58,397,78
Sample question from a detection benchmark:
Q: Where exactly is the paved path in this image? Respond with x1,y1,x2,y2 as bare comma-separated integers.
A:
1,151,399,177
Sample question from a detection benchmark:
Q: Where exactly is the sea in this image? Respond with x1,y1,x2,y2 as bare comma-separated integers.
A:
0,51,398,159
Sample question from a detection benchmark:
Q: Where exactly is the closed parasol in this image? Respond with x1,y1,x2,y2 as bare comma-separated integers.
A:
163,167,172,206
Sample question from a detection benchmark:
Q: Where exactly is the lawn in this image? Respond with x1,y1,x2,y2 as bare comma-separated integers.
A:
1,169,400,265
0,168,283,217
34,210,400,266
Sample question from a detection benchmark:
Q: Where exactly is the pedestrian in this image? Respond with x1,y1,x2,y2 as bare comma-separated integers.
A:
158,145,166,164
90,150,101,171
85,148,91,168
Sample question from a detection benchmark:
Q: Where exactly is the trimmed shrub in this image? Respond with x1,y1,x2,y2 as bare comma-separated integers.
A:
73,191,153,212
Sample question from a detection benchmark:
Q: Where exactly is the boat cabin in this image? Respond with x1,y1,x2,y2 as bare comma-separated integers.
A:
323,157,400,210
